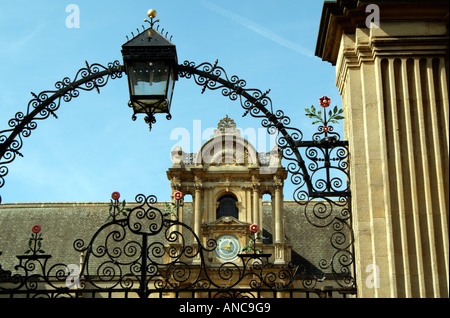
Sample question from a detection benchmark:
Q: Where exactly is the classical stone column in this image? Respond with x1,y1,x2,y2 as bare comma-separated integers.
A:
192,177,203,264
170,176,183,244
259,195,263,234
274,175,285,264
206,187,214,222
273,177,284,244
246,187,253,223
251,177,260,227
316,1,449,298
240,186,248,222
203,186,210,222
194,178,203,239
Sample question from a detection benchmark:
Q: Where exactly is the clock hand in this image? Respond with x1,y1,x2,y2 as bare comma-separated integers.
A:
221,239,234,252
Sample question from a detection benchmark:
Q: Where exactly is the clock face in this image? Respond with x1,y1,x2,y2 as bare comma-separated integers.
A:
214,235,241,261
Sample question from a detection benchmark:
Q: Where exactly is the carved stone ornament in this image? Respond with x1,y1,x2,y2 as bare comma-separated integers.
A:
171,176,182,190
273,175,283,189
217,115,237,134
194,175,203,189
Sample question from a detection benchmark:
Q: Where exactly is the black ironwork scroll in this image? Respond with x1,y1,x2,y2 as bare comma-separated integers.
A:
0,50,355,295
0,61,124,204
0,193,300,298
177,60,355,291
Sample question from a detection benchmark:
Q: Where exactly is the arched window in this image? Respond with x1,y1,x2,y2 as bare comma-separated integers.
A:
216,195,238,219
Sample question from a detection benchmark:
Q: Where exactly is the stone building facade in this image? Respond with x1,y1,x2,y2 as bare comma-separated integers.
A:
316,0,449,297
167,115,290,265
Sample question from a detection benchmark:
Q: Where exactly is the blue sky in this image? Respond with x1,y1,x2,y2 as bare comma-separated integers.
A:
0,0,342,203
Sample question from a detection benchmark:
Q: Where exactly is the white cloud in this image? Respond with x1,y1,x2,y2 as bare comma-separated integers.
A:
0,23,44,54
201,1,314,58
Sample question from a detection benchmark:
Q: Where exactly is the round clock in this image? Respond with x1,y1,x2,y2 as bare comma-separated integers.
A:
214,234,241,261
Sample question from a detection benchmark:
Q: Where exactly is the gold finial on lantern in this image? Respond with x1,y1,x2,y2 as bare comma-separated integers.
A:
147,9,157,19
144,9,159,28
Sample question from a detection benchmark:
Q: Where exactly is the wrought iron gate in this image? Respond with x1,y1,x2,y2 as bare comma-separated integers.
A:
1,191,354,298
0,59,356,298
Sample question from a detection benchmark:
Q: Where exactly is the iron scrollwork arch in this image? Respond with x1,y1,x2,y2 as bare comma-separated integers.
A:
176,60,355,290
0,58,348,202
0,61,125,204
177,60,314,198
0,57,355,293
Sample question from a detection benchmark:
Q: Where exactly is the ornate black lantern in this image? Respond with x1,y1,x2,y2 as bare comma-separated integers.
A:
121,10,178,129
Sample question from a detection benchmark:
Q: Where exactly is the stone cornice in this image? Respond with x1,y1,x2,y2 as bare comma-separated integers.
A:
335,21,449,92
316,0,449,65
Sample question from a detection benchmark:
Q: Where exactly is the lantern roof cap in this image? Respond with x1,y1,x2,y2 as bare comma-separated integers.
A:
121,10,177,62
121,25,178,62
122,26,175,48
123,9,175,48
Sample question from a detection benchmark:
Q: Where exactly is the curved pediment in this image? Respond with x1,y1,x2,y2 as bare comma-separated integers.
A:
194,115,257,166
170,116,281,169
194,133,258,166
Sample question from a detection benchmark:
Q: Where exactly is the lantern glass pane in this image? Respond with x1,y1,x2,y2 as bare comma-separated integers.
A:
166,69,175,104
128,61,170,97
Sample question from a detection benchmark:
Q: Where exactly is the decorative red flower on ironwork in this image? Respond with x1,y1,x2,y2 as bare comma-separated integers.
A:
249,224,259,234
111,191,120,200
323,126,329,133
32,224,41,234
319,96,331,107
25,224,45,255
173,191,183,200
